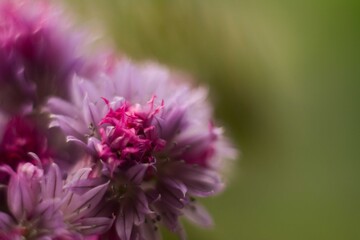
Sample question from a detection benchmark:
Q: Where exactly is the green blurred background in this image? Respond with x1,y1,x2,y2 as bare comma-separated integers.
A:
65,1,360,239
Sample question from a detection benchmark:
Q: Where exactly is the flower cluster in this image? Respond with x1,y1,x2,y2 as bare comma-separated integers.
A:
0,0,236,239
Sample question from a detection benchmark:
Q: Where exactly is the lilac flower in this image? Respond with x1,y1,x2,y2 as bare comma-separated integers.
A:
46,58,236,239
0,162,113,239
0,0,92,114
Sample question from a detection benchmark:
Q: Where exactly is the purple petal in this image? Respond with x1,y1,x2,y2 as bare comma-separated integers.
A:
154,200,182,232
67,136,99,158
176,224,187,240
126,164,150,184
139,217,162,240
66,136,90,150
146,189,161,204
183,203,213,228
172,163,223,197
0,165,14,175
65,177,106,195
6,175,20,219
49,114,87,137
135,190,153,216
82,95,102,130
34,199,64,230
128,188,152,226
116,208,135,240
160,107,186,141
76,217,114,235
46,97,79,117
0,212,14,230
160,178,187,209
43,163,62,199
64,181,109,221
66,168,92,183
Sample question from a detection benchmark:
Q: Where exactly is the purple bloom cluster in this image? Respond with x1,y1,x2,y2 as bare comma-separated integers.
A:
0,162,112,239
0,1,236,239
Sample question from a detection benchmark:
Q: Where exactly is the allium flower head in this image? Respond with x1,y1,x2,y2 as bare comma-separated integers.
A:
0,0,90,113
46,58,237,239
0,162,60,240
0,162,113,239
0,115,51,182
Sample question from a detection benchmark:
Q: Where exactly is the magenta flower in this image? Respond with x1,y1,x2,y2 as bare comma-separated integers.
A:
46,58,236,239
0,162,113,239
0,115,51,183
0,0,92,114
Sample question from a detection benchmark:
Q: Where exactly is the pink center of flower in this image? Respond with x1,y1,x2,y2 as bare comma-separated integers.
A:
97,97,166,176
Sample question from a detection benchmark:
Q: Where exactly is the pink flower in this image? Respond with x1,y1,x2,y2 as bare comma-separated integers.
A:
0,162,113,239
0,116,51,183
0,0,92,114
46,58,236,239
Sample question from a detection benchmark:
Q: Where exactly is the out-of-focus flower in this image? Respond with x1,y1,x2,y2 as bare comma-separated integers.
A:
46,58,237,239
0,115,51,183
0,0,92,114
0,162,113,239
0,163,63,240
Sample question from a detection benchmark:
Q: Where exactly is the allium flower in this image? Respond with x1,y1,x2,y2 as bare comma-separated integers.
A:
0,115,51,183
0,0,91,114
0,162,113,239
46,58,236,239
